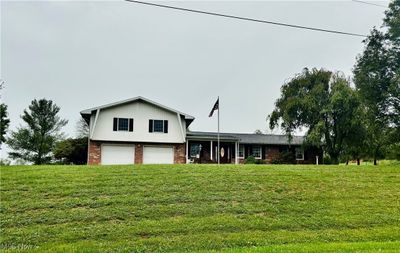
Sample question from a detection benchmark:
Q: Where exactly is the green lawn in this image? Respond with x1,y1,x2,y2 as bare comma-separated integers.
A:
1,164,399,252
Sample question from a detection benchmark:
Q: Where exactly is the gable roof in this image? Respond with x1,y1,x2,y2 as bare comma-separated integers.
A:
80,96,195,126
187,131,304,145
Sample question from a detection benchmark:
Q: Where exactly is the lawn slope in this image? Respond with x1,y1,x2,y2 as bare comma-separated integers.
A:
1,164,399,252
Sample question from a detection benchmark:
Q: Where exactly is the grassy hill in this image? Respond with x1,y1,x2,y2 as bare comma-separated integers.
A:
1,164,399,252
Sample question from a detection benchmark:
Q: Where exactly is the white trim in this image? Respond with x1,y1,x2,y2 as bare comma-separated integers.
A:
186,140,189,164
210,141,213,161
235,142,239,164
177,113,185,142
90,109,100,139
81,96,194,121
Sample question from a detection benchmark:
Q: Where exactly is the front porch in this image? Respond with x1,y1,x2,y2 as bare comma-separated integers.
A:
186,132,239,164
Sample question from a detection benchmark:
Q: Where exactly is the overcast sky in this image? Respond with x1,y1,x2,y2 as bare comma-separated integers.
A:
1,0,389,158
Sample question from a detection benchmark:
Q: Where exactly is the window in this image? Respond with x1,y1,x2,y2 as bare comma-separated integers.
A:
149,119,168,133
252,146,262,159
154,120,164,132
190,144,201,158
295,147,304,160
113,118,133,132
118,118,129,131
238,145,245,158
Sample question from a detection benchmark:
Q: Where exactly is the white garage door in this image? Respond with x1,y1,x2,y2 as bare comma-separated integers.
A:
101,145,135,165
143,146,174,164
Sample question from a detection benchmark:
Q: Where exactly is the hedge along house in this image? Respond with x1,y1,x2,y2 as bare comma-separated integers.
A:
81,96,321,165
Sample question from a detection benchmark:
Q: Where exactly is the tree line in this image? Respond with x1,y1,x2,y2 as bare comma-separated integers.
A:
269,0,400,164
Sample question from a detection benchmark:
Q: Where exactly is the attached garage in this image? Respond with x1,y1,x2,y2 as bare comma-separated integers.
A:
101,144,135,165
143,146,174,164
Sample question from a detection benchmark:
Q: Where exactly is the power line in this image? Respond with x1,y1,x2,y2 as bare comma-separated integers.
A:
352,0,387,8
125,0,367,38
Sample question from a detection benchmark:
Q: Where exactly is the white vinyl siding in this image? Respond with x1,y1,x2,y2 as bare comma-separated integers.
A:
90,101,184,143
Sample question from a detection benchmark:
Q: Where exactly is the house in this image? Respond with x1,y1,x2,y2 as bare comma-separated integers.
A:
81,96,321,165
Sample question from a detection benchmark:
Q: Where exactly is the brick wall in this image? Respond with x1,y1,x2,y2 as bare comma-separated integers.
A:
88,140,101,165
135,144,143,164
87,141,187,165
265,146,280,163
174,144,186,164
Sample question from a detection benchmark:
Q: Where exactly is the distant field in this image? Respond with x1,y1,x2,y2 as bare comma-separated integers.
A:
1,164,399,253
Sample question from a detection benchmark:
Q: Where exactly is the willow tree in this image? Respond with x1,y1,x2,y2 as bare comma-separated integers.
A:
269,68,364,164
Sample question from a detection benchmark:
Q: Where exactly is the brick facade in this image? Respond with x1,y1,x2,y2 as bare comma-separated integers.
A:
135,144,143,164
173,144,186,164
265,146,280,163
87,141,187,165
88,140,102,165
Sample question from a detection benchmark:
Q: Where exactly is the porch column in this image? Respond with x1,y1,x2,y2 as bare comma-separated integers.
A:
210,140,213,161
235,141,239,164
186,139,189,164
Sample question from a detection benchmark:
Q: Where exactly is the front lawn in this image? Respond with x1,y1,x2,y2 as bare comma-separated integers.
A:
1,164,399,252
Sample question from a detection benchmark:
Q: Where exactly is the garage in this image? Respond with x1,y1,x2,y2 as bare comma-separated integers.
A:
101,144,135,165
143,146,174,164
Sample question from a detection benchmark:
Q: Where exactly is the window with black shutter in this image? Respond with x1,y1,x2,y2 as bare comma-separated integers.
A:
113,118,134,132
149,119,168,133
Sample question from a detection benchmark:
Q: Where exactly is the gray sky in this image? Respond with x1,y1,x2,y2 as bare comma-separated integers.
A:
1,1,388,157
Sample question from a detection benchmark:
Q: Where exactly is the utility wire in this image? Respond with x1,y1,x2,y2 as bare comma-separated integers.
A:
125,0,367,38
352,0,387,8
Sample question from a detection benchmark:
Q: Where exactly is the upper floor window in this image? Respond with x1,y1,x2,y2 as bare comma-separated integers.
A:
295,147,304,160
149,119,168,133
238,145,245,158
113,118,133,132
252,146,262,159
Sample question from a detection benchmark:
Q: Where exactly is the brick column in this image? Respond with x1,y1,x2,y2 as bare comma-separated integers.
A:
88,140,101,165
135,144,143,164
174,144,186,164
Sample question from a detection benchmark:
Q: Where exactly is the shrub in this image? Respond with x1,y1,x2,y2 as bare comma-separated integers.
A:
271,151,295,164
244,156,256,164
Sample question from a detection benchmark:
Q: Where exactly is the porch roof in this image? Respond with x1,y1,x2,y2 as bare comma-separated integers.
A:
187,131,304,145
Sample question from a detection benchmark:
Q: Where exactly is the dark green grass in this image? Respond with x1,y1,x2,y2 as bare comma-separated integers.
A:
1,164,399,252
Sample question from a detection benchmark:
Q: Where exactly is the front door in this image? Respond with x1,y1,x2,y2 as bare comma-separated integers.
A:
218,143,231,163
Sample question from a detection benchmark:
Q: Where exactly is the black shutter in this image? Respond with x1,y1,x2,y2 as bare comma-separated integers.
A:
149,120,153,132
113,118,118,131
129,118,133,132
164,120,168,133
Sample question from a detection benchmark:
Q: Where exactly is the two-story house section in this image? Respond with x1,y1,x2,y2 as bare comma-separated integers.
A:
80,96,194,165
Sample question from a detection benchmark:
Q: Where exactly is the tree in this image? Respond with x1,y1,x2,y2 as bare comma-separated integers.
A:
254,129,263,134
269,68,363,164
0,80,10,146
76,118,89,138
353,0,400,164
7,99,68,164
0,103,10,145
53,137,88,165
53,118,89,165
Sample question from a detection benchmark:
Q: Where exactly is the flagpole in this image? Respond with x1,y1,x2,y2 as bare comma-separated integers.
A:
217,96,220,165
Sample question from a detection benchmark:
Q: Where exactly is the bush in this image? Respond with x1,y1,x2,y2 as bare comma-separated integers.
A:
244,156,256,164
271,151,295,164
53,138,88,165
